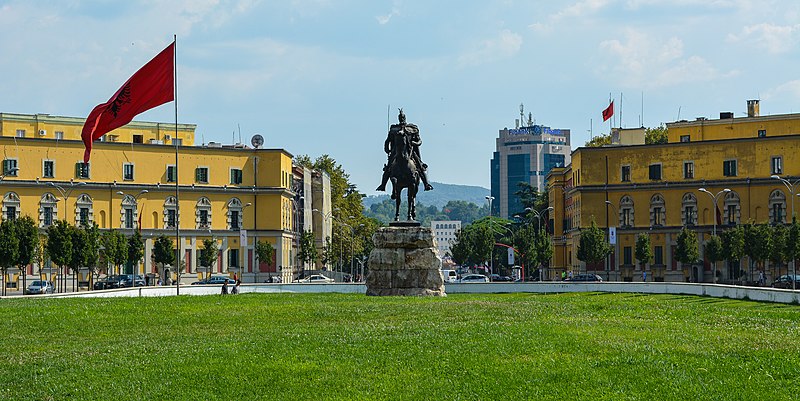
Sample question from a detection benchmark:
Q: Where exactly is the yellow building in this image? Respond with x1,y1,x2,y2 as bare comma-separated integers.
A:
0,112,307,287
548,100,800,283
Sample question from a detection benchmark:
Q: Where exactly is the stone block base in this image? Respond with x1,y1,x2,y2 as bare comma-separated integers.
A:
367,226,445,297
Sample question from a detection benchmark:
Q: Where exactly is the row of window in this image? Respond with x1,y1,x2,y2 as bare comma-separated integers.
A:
13,129,65,139
2,158,245,185
610,190,789,228
621,156,783,182
1,192,248,230
434,223,459,230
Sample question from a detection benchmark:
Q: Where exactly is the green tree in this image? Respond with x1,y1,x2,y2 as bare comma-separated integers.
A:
721,226,745,279
450,228,474,267
743,223,772,281
102,230,128,276
298,230,318,268
675,227,699,280
441,200,484,225
534,229,554,280
47,220,73,292
704,235,724,283
68,225,88,290
152,235,175,276
127,230,145,276
255,239,275,269
83,223,101,285
785,217,800,289
585,134,611,147
200,238,220,280
513,223,538,279
769,223,788,276
635,233,653,271
14,216,40,294
0,219,20,296
576,218,611,273
645,124,668,144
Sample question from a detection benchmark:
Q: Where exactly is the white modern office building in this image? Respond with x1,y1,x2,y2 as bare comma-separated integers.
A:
431,220,461,259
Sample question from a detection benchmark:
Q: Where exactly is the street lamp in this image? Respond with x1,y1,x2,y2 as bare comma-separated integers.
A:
485,196,494,277
604,201,619,281
525,206,554,231
699,188,731,285
240,202,252,281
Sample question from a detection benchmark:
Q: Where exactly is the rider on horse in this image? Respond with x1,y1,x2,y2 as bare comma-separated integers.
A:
376,109,434,193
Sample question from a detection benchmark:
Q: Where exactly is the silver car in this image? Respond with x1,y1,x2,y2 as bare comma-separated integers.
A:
459,274,489,283
25,280,55,295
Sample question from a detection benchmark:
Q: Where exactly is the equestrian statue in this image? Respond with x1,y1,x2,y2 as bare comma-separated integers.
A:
376,109,433,221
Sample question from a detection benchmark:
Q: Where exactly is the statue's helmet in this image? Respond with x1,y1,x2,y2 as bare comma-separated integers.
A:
398,108,406,124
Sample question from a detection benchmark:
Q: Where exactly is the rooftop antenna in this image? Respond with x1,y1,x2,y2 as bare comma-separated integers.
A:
677,106,682,121
238,124,242,144
527,112,533,127
519,103,524,126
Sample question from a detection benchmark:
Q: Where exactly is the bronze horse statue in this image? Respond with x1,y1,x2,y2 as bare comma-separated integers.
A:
388,128,420,221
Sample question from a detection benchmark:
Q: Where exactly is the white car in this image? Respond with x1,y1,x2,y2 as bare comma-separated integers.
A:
459,274,489,283
26,280,55,295
297,274,334,283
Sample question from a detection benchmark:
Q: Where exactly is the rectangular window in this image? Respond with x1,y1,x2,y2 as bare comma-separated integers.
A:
758,129,766,138
43,207,53,226
6,207,16,221
727,205,736,225
55,131,64,140
167,209,177,228
124,209,134,229
623,246,632,265
649,164,662,180
172,138,182,146
195,167,209,184
166,165,177,183
79,208,89,226
2,159,18,176
684,207,695,226
622,209,632,227
680,135,690,143
229,249,239,267
654,246,663,265
230,169,243,185
75,162,90,179
199,210,209,228
683,161,694,179
230,210,240,230
15,129,25,138
43,160,55,178
773,204,784,224
772,156,783,175
123,163,134,181
621,165,631,182
723,160,737,177
653,207,663,226
133,134,143,144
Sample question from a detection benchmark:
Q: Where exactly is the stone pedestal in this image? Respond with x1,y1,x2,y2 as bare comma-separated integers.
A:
366,226,445,296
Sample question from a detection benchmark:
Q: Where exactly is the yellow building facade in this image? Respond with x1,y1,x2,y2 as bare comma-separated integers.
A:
548,101,800,283
1,113,300,286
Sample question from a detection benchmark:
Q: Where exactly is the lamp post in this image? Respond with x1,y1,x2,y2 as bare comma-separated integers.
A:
698,188,731,284
525,206,554,231
48,180,86,293
604,201,618,282
116,190,148,277
485,195,494,277
771,175,799,290
240,202,252,281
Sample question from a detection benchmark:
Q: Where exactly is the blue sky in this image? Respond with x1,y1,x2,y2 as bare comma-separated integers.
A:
2,0,800,195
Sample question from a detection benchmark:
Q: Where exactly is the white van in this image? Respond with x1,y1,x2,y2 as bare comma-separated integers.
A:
441,270,458,283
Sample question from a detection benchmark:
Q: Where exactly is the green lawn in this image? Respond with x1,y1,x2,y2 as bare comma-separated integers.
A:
1,292,799,400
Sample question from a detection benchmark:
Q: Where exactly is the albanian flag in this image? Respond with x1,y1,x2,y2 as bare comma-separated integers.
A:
82,42,175,163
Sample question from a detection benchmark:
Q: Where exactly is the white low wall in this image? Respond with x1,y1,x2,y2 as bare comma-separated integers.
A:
15,282,800,304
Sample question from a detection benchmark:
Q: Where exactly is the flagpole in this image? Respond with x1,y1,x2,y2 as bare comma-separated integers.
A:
174,34,181,295
609,93,612,134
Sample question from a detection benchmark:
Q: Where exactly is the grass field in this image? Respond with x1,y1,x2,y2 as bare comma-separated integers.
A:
1,292,799,400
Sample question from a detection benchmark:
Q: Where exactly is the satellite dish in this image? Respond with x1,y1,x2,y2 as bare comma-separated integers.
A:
251,134,264,148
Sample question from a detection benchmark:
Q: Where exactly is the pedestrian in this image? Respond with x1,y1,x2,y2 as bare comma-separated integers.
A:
562,271,567,281
221,280,229,295
759,271,765,286
642,270,647,282
568,270,573,280
231,280,240,295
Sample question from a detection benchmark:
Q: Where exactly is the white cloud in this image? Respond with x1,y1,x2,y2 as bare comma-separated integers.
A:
727,23,800,54
598,29,737,88
376,1,401,25
763,79,800,101
457,29,522,66
530,0,610,32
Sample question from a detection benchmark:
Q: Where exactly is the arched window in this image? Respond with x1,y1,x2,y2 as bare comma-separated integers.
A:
39,193,58,227
164,196,178,229
681,193,697,226
723,191,741,225
75,194,93,227
650,194,665,227
769,190,787,224
227,198,244,230
120,195,138,229
2,192,20,222
196,197,212,229
619,195,634,228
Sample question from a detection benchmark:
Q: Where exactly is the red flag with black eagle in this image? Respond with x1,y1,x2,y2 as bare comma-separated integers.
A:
602,100,614,122
82,42,175,163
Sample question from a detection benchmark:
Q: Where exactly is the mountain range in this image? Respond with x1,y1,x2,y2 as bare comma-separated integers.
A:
362,181,490,209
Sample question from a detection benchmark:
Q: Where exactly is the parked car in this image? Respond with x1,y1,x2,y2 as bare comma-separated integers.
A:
25,280,55,295
460,274,489,283
296,274,334,283
491,275,514,282
566,274,604,282
191,276,236,285
119,274,146,287
93,275,124,290
771,274,800,289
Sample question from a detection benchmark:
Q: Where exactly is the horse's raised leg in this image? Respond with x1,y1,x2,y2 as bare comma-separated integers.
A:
394,190,401,222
